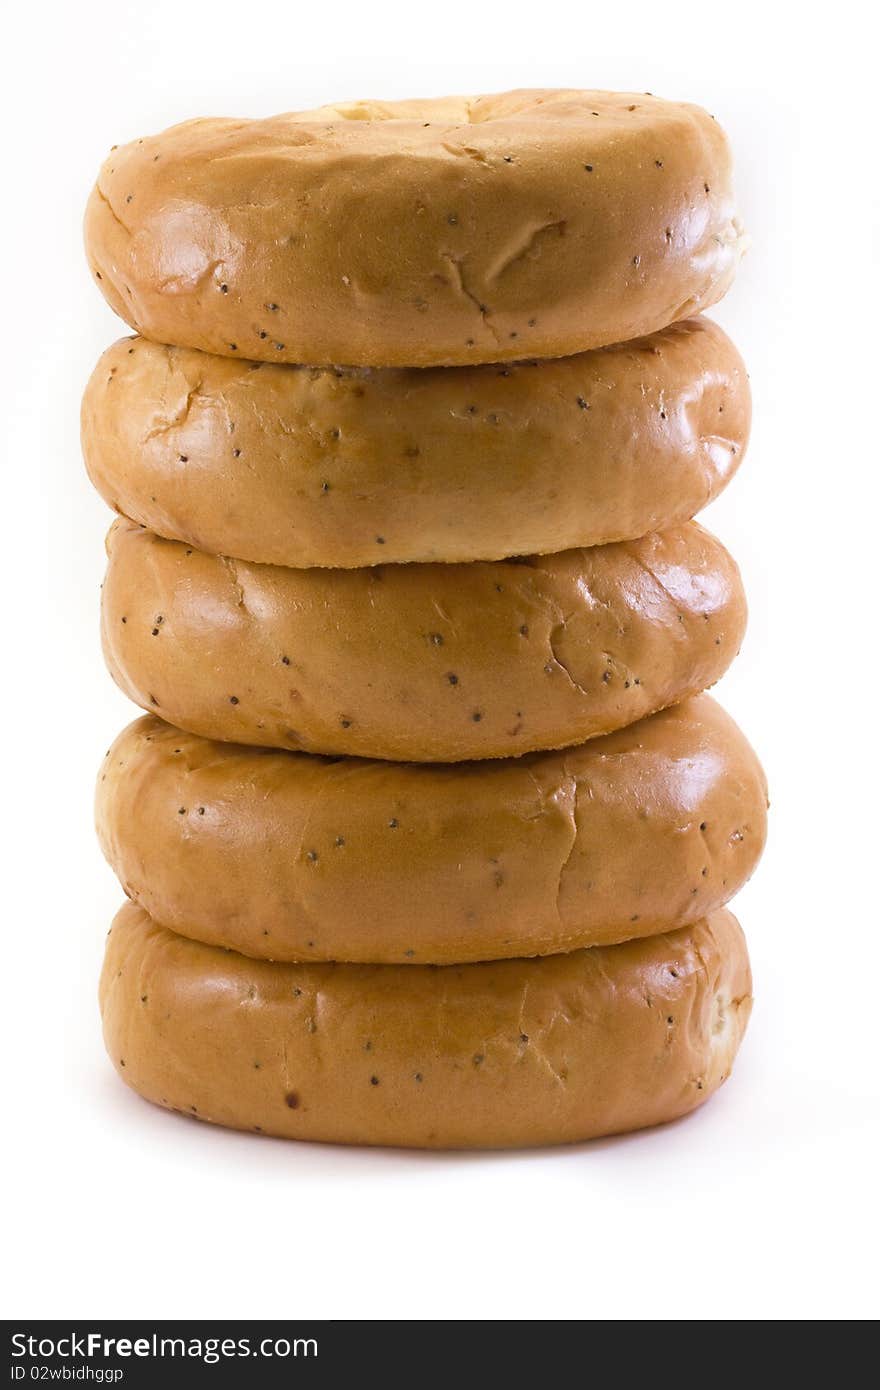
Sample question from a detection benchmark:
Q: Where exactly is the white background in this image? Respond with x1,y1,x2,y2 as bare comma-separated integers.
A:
4,0,878,1322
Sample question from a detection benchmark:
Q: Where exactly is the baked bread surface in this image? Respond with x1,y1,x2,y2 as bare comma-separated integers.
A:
85,89,744,367
82,318,749,567
101,519,747,761
97,697,767,963
100,902,752,1148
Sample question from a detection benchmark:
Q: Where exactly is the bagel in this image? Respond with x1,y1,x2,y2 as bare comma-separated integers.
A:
100,902,751,1148
82,318,749,568
84,89,744,367
101,519,746,761
97,697,766,964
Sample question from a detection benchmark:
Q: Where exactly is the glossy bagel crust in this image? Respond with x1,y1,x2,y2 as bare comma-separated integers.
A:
82,318,749,568
84,90,744,367
101,903,751,1149
101,519,746,762
97,698,767,964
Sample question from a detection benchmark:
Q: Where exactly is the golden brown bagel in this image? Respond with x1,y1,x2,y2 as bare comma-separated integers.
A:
82,318,749,568
97,698,766,964
84,90,744,367
101,519,746,761
100,902,751,1148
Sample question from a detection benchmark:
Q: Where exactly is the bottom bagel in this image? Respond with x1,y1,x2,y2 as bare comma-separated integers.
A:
101,902,752,1149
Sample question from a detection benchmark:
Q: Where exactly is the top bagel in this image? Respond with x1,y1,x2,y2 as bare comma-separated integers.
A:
84,89,744,367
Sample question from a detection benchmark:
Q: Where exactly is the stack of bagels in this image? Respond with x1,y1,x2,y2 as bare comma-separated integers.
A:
84,89,766,1148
